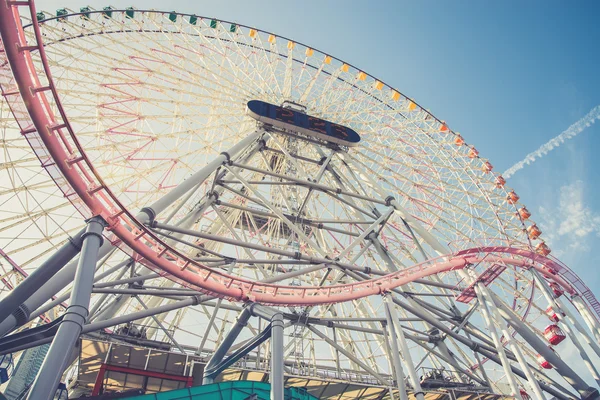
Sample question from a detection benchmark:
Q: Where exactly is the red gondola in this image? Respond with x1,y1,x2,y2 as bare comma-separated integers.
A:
544,325,566,345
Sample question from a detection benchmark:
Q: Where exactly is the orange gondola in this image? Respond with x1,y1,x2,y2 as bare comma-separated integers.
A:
482,161,493,173
518,207,531,220
495,175,506,188
536,242,551,256
527,224,541,239
507,190,519,204
468,147,479,158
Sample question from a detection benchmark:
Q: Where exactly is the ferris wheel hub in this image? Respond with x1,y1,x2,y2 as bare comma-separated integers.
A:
280,100,307,112
247,100,361,147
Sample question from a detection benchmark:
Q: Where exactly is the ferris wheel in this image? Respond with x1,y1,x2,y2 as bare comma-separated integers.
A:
0,4,599,400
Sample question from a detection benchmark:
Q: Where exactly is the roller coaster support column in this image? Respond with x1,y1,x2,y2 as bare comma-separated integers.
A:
475,286,522,399
532,272,600,386
27,216,106,400
369,233,465,384
556,296,600,359
31,257,132,321
384,295,424,400
203,306,253,384
248,304,284,400
383,295,409,400
0,240,113,338
0,228,85,331
570,294,600,345
140,131,261,222
271,312,285,400
481,287,545,400
135,136,267,335
493,297,599,399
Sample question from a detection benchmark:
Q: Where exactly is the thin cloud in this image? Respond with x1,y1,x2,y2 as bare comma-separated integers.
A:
538,180,600,255
503,105,600,179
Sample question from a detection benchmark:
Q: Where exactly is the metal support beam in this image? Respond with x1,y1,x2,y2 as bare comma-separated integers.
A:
475,286,521,399
0,239,114,337
27,216,106,400
140,131,261,221
239,304,286,400
493,297,598,399
532,271,600,386
134,296,185,354
151,221,384,275
342,153,453,257
228,161,387,206
271,312,285,400
434,341,467,384
30,258,134,322
409,336,487,387
204,324,272,380
0,296,215,355
307,325,389,386
383,300,409,400
483,294,545,400
570,295,600,345
391,295,574,400
384,295,424,400
370,234,469,379
557,296,600,360
0,228,85,330
203,306,252,384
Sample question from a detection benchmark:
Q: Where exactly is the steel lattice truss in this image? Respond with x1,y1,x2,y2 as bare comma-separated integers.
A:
0,5,599,400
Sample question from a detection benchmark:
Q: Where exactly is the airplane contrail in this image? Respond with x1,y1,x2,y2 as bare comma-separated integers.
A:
503,105,600,179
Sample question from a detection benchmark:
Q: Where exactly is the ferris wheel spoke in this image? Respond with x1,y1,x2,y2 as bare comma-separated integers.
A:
306,324,389,386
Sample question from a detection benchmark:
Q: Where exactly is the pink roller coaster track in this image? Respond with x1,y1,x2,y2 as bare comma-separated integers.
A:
1,3,599,317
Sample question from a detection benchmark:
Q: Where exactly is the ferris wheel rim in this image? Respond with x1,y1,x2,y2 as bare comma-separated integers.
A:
0,4,582,306
24,8,441,123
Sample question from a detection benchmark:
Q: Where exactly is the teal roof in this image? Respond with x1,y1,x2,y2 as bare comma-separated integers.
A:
126,380,319,400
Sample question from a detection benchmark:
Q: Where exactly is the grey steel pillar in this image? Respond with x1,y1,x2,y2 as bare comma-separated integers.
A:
532,272,600,386
270,312,285,400
557,296,600,359
570,295,600,344
433,341,467,384
0,227,85,331
475,286,521,399
508,342,545,400
483,291,544,400
383,297,409,400
26,216,106,400
203,307,253,384
370,235,464,385
247,304,286,400
1,296,214,355
493,297,598,399
0,239,113,337
384,296,424,400
31,257,132,321
391,295,574,400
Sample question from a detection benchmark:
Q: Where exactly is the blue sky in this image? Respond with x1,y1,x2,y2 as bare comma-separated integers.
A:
37,1,599,298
